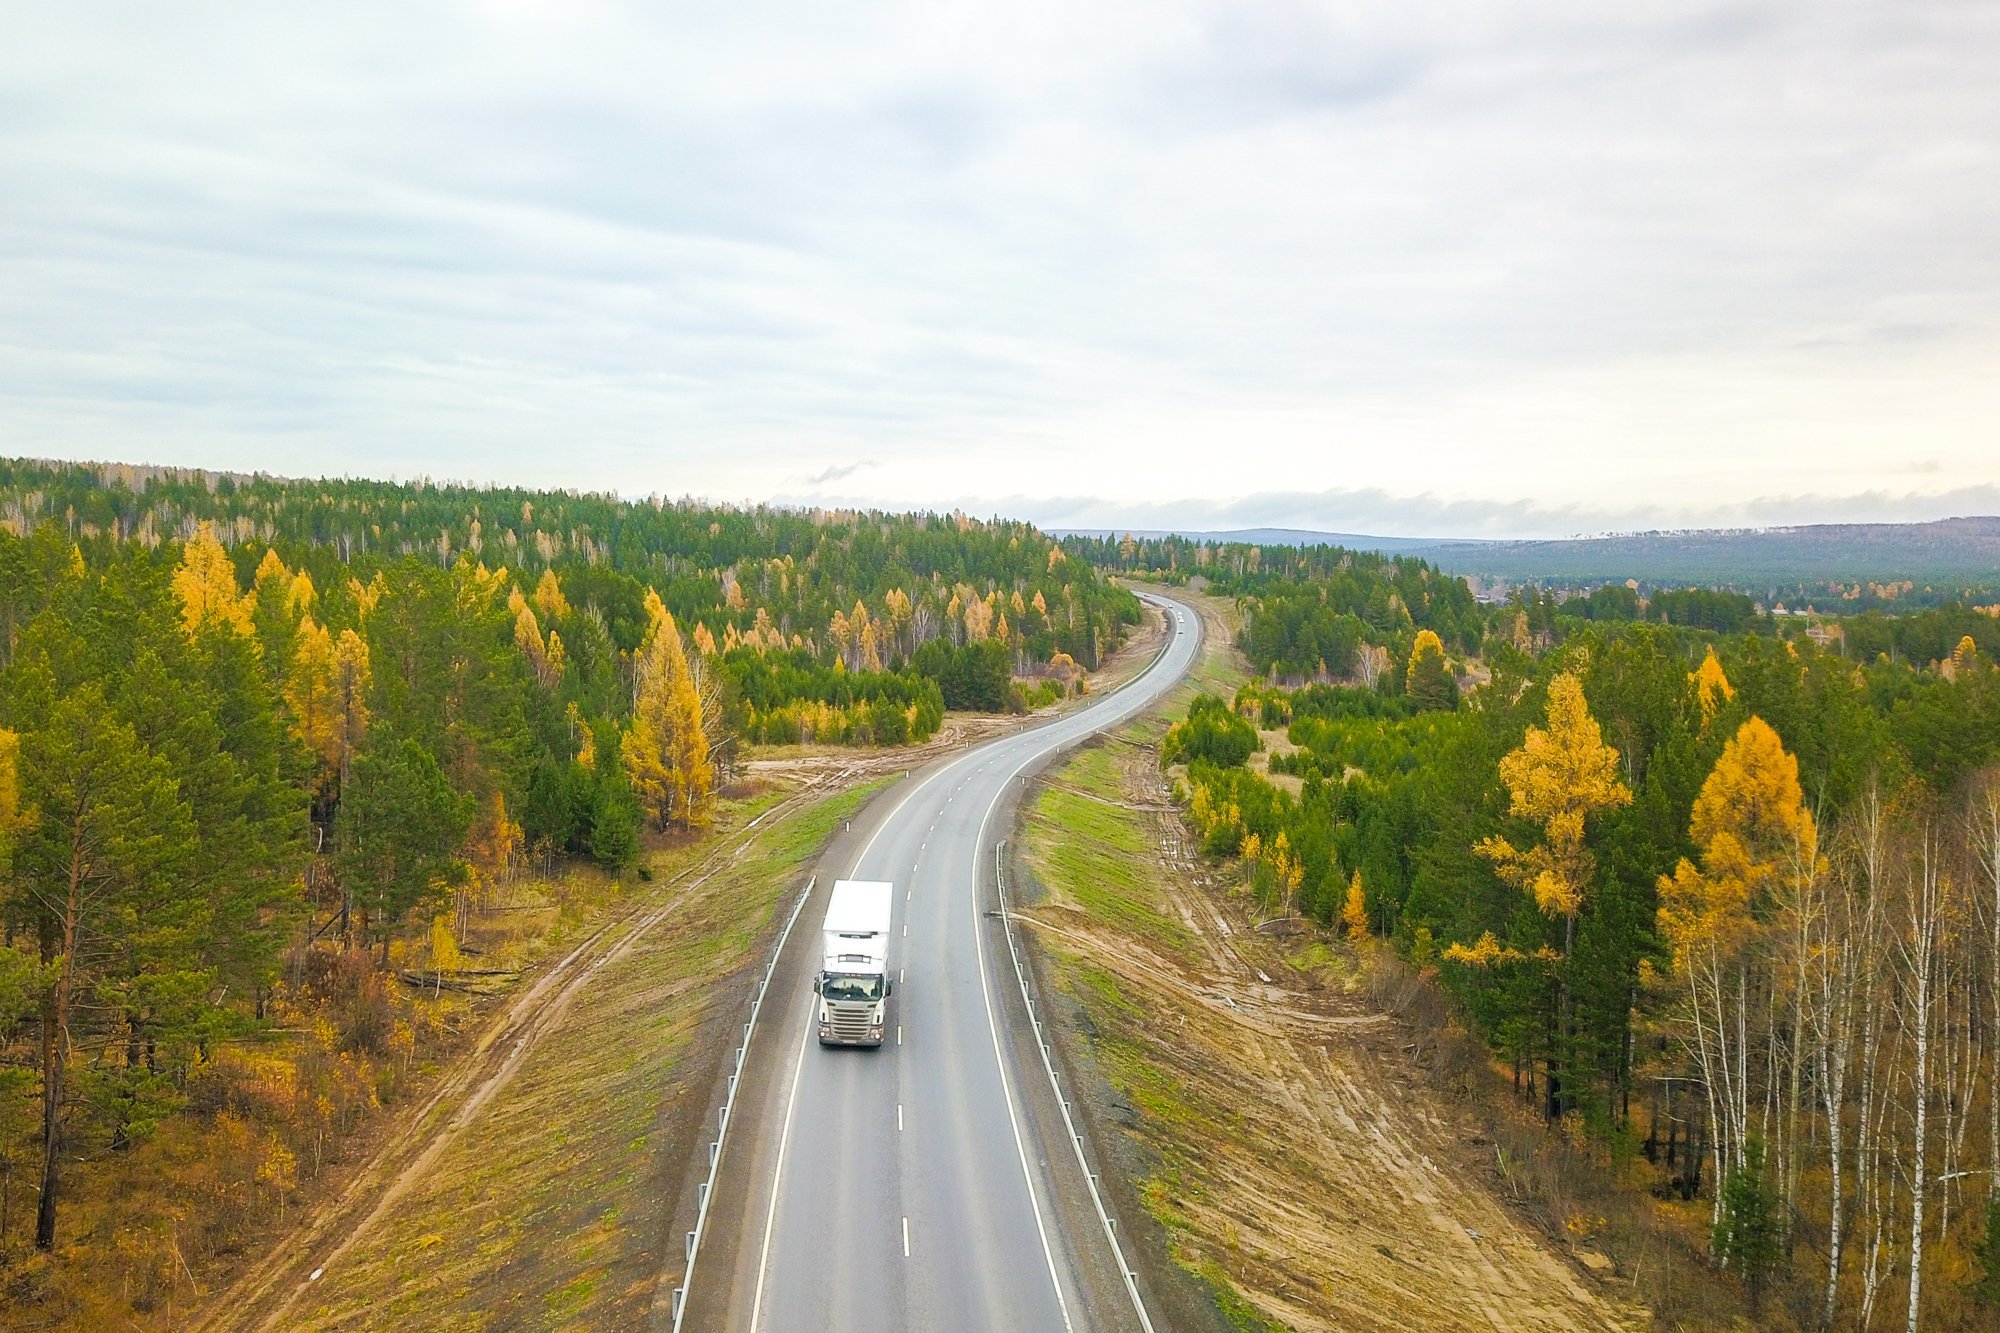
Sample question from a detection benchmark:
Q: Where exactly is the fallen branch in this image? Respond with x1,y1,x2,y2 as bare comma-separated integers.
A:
395,970,517,995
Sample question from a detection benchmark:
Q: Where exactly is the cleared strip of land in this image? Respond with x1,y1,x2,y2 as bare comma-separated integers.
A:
1014,594,1639,1332
198,771,885,1332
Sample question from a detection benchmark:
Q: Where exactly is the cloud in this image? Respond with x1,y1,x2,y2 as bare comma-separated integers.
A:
801,458,875,486
2,3,1997,515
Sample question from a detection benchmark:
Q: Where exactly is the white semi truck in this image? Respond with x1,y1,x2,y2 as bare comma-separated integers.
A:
815,879,894,1047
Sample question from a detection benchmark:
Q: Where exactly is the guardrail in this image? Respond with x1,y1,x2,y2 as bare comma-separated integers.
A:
993,840,1158,1333
670,872,817,1331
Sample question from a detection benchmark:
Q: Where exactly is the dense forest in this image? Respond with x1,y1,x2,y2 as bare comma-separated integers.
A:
0,459,1136,1311
1068,530,1485,668
1400,516,2000,595
1161,550,2000,1327
0,459,1138,739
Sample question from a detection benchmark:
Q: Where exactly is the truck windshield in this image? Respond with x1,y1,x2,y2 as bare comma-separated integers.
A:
822,974,882,1003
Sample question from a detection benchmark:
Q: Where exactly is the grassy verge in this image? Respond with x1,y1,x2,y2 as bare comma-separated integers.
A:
1017,588,1277,1331
283,777,886,1329
1025,747,1195,960
1021,745,1274,1333
1017,588,1636,1333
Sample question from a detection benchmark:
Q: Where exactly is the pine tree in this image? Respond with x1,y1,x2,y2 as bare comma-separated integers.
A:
336,737,471,962
1406,629,1458,712
11,682,194,1250
118,625,305,1036
1974,1194,2000,1310
1715,1139,1781,1313
585,770,642,870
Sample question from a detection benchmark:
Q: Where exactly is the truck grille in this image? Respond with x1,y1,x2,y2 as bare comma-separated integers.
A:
827,1003,877,1043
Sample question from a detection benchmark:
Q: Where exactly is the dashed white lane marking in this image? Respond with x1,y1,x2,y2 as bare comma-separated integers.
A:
751,757,960,1331
750,597,1193,1332
898,1103,904,1132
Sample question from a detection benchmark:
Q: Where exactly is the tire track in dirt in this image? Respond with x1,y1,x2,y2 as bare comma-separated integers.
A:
1020,742,1641,1333
192,769,861,1333
194,622,1174,1333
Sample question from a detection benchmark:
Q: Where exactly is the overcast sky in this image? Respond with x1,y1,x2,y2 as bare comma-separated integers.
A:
3,2,1996,538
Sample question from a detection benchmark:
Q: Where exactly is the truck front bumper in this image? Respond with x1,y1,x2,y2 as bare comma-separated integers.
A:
818,1021,885,1046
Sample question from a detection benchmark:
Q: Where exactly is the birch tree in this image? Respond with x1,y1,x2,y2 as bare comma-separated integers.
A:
1658,716,1819,1233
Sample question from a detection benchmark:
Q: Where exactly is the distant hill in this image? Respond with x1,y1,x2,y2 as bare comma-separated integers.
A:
1408,517,2000,587
1050,526,1462,555
1056,518,2000,590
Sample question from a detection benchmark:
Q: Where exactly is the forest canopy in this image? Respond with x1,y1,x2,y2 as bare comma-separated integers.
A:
1154,538,2000,1326
0,459,1141,1275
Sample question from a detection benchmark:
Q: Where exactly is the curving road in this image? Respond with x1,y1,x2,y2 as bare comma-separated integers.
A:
685,593,1199,1332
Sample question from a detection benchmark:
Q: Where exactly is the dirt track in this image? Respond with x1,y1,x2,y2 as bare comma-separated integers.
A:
190,764,878,1333
193,621,1170,1332
1018,594,1642,1332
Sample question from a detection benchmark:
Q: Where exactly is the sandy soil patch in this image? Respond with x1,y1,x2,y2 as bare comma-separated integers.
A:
1020,727,1641,1333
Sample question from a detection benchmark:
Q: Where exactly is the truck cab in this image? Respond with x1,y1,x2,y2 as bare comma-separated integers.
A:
816,880,894,1047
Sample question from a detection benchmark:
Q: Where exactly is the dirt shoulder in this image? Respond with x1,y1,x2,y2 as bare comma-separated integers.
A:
1012,589,1642,1332
192,766,888,1332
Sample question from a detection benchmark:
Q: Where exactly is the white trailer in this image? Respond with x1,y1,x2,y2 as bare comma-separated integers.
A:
815,880,894,1047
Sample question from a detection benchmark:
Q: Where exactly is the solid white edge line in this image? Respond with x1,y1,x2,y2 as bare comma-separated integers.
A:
970,592,1188,1332
751,591,1188,1332
745,949,816,1333
747,751,978,1332
676,866,818,1333
969,788,1077,1333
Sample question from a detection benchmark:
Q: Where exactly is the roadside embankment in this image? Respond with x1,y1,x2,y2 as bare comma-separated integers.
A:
198,771,885,1331
1010,589,1642,1331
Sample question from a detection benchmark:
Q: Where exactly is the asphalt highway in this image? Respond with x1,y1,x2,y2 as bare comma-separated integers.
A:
692,593,1200,1333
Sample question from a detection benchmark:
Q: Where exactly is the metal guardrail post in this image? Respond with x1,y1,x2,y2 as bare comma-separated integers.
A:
671,873,819,1333
992,840,1158,1333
